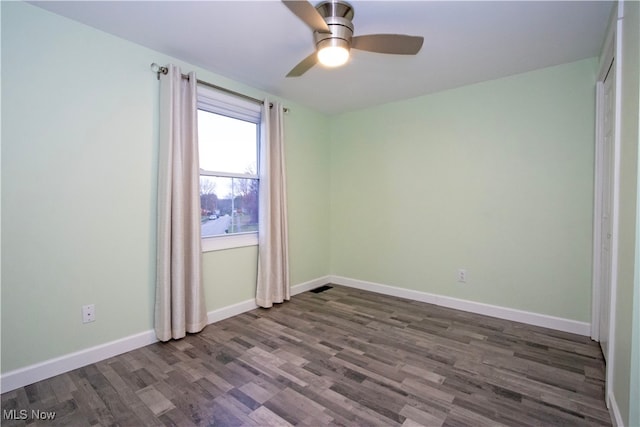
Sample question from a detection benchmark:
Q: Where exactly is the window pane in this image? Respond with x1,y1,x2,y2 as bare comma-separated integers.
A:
198,110,258,175
200,176,259,238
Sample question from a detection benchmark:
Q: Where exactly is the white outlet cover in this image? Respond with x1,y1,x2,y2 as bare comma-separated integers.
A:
82,304,95,323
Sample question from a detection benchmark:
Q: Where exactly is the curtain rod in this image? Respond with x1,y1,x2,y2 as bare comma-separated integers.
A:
151,63,288,112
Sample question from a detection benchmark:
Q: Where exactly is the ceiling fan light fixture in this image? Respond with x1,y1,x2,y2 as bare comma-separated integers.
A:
283,0,423,77
317,38,350,67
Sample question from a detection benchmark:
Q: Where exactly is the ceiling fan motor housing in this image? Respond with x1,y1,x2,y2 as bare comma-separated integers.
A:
314,0,354,52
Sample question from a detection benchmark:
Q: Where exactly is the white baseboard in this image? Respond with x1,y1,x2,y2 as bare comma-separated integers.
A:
0,330,158,394
608,391,624,427
329,275,592,336
291,275,332,295
207,298,258,324
1,274,591,394
1,276,332,394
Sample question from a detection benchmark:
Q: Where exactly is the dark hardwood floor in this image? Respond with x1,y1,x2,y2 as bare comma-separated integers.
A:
1,285,611,426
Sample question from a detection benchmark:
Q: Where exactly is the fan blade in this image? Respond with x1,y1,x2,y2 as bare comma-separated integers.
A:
282,0,331,34
286,52,318,77
352,34,424,55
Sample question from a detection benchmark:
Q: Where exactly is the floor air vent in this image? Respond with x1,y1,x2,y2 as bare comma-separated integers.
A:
310,285,333,294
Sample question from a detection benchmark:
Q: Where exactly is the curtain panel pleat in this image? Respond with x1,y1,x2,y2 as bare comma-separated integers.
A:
155,65,207,341
256,101,290,308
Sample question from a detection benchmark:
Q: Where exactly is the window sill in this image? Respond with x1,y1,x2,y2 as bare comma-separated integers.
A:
201,232,258,252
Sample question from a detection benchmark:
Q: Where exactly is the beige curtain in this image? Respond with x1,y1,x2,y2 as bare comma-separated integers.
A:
256,101,290,307
155,65,207,341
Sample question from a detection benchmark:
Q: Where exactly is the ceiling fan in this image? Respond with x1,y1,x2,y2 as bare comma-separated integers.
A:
282,0,424,77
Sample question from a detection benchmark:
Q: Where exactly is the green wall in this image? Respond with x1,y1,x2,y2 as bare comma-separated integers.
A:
329,58,597,322
613,1,640,425
0,1,330,373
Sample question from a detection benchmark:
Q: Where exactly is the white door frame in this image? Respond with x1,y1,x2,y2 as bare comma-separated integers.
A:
591,2,622,405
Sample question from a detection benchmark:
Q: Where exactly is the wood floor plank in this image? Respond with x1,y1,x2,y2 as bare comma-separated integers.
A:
248,405,293,426
400,402,446,427
2,285,611,426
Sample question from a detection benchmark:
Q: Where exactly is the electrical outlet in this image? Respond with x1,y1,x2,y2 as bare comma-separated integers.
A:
457,268,467,283
82,304,95,323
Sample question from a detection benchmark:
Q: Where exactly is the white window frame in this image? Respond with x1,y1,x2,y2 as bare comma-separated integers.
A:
197,85,261,252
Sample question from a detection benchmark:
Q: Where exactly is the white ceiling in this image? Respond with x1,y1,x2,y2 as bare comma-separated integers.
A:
30,1,613,114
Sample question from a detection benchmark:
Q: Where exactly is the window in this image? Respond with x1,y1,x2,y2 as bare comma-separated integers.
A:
197,85,261,252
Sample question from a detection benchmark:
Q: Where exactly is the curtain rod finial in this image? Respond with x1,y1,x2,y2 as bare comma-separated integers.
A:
151,63,168,80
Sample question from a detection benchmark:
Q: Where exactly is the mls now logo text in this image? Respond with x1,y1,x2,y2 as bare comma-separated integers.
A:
3,409,56,421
